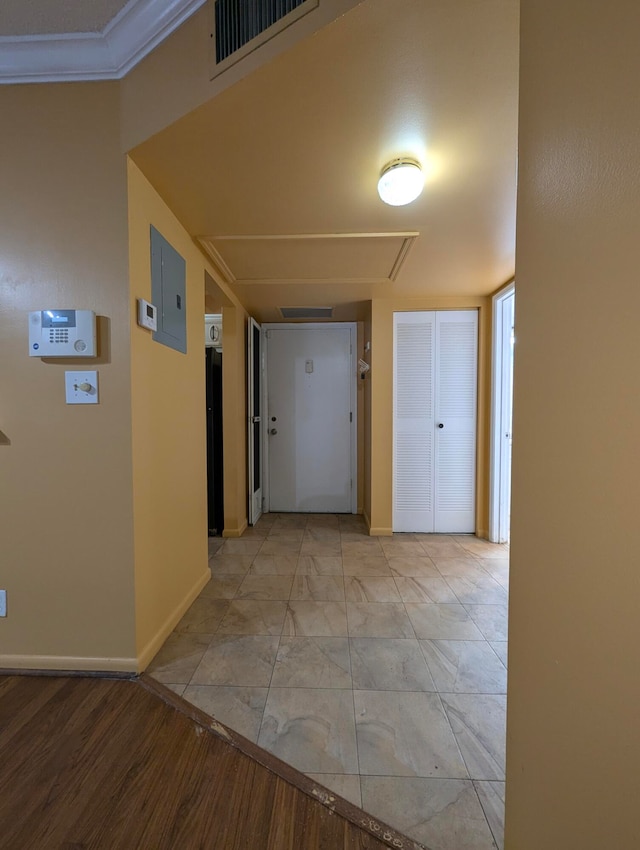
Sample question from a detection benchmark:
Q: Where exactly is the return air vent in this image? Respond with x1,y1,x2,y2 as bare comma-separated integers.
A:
280,306,333,319
213,0,318,66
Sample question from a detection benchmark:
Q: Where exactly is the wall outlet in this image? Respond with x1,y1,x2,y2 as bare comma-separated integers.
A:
0,590,6,617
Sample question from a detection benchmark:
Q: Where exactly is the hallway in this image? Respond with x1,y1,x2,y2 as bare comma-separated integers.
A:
148,514,508,849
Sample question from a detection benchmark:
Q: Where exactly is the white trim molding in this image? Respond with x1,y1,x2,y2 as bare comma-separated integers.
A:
0,0,207,84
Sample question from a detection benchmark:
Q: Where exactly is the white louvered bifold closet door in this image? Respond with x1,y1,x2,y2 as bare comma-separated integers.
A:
393,313,436,532
393,310,477,533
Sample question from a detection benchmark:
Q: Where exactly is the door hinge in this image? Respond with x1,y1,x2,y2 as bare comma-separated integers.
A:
350,412,353,422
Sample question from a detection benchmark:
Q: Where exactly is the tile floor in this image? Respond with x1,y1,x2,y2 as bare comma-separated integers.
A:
148,513,509,850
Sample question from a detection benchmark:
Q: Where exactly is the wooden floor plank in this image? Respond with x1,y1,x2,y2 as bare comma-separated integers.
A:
0,676,413,850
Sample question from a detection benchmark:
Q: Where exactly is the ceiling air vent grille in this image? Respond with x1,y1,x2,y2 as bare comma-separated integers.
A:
280,307,333,319
214,0,315,64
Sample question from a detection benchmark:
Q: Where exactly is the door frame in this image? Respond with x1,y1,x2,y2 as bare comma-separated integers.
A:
247,317,263,525
261,322,358,515
489,282,515,543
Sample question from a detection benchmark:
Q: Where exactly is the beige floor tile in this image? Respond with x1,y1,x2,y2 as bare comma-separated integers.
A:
387,555,440,578
217,600,287,635
455,538,509,559
419,640,508,693
266,528,305,542
306,514,341,528
249,554,299,575
342,541,384,557
478,558,510,587
300,541,342,557
418,537,467,558
182,685,269,743
474,780,505,850
303,527,342,543
235,575,293,600
306,774,362,808
296,555,343,575
445,574,508,605
259,687,358,774
207,538,224,556
349,638,435,691
464,604,509,641
354,690,468,778
271,515,308,529
209,554,254,575
490,642,508,667
199,574,244,599
432,556,487,578
163,683,187,696
174,598,229,634
283,601,348,636
380,540,427,557
219,538,264,555
345,576,401,603
346,602,415,638
259,539,303,556
340,531,374,543
394,576,459,603
147,633,213,684
361,777,496,850
190,634,280,686
271,637,351,688
290,575,345,601
240,525,271,538
405,603,484,640
342,556,392,577
441,694,507,780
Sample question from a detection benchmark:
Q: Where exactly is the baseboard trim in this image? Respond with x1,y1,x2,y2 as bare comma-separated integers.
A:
136,569,211,672
0,655,138,673
222,520,248,538
368,526,393,537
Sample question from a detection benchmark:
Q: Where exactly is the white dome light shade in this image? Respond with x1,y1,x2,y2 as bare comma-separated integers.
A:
377,158,424,206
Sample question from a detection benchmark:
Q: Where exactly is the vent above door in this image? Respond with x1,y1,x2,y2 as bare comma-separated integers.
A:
280,306,333,319
211,0,318,72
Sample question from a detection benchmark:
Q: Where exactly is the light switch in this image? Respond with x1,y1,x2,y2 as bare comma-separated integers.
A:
65,371,99,404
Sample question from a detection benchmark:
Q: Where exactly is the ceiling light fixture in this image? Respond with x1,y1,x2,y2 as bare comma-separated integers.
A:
377,157,424,206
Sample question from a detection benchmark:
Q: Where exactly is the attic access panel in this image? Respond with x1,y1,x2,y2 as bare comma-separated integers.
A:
150,226,187,354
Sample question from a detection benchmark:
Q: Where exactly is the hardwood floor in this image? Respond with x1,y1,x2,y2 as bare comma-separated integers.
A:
0,675,409,850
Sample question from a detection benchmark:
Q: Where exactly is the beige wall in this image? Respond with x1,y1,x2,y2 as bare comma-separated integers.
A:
368,296,490,536
506,1,640,846
220,303,249,537
0,83,137,669
127,159,211,665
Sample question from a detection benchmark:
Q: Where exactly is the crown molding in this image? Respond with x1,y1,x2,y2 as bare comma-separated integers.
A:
0,0,207,84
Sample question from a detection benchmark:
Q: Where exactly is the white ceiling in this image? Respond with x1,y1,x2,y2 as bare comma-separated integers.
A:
0,0,206,82
0,0,130,36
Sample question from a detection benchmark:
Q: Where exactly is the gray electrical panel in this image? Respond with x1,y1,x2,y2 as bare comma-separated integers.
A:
150,226,187,354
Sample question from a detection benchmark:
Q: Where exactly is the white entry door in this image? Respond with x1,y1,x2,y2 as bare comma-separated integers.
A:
265,324,356,513
393,310,478,533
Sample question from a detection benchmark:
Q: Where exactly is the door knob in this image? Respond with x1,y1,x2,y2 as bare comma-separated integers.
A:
270,428,278,435
438,423,444,429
